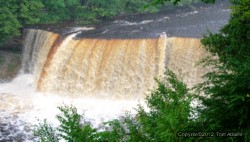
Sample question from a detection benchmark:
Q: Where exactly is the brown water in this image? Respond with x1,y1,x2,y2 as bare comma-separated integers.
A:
21,30,207,99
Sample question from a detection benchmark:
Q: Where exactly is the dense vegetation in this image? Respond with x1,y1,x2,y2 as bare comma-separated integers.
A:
197,0,250,141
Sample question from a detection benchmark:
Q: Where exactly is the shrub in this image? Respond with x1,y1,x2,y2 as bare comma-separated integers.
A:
34,105,98,142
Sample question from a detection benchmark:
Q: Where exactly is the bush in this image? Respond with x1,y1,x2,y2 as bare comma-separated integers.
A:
34,105,98,142
126,70,196,142
33,119,59,142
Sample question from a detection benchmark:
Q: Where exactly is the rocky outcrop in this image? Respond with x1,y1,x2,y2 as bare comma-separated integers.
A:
0,51,21,82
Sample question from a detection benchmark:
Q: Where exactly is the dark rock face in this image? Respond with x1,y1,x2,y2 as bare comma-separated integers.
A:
0,51,21,82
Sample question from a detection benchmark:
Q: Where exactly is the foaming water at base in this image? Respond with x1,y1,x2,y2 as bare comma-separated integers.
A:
0,74,144,141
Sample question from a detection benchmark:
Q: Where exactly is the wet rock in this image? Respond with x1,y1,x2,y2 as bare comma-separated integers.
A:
15,133,26,141
0,51,21,82
24,125,31,132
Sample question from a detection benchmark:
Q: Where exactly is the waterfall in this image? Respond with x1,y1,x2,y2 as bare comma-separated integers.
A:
165,37,209,87
0,29,209,141
22,29,207,98
22,29,60,83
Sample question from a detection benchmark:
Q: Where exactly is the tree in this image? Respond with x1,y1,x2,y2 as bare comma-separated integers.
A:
197,0,250,140
132,70,196,142
42,0,83,22
34,105,98,142
0,1,21,46
0,0,43,47
18,0,44,25
41,0,68,22
88,0,126,18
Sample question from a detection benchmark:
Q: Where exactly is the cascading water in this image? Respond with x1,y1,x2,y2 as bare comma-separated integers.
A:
0,29,207,141
36,35,167,98
22,29,60,74
22,29,206,98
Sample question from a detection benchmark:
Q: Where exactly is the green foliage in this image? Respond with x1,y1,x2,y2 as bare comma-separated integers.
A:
0,0,43,46
33,119,59,142
196,0,250,141
39,0,159,23
98,119,127,141
33,105,98,142
88,0,126,18
0,1,21,46
125,0,153,13
18,0,44,25
41,0,83,23
56,105,97,142
132,70,195,142
87,0,159,19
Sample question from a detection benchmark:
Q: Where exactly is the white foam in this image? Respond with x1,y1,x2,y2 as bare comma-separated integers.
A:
0,74,145,141
176,10,198,17
113,20,153,26
156,16,170,22
69,27,95,33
